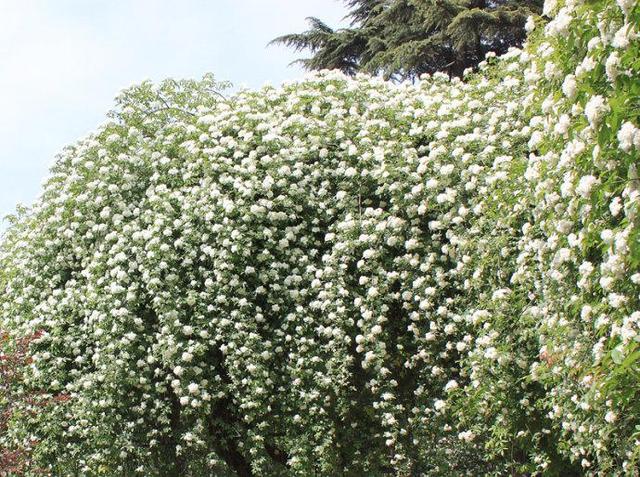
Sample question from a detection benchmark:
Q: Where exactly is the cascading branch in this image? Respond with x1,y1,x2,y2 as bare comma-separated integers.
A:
0,0,638,475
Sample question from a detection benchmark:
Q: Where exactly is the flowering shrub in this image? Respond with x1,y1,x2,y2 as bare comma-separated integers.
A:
0,331,37,475
0,329,68,476
0,0,638,475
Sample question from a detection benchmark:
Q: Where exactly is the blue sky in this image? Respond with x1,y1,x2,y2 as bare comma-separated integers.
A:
0,0,347,231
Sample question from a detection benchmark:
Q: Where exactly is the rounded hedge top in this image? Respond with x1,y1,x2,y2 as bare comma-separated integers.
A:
1,0,639,475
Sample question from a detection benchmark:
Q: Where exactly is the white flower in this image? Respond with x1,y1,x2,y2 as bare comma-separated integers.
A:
543,0,558,17
605,411,617,423
528,131,544,149
434,399,446,411
578,56,597,76
554,115,571,136
605,52,620,83
601,229,614,244
575,175,599,198
444,380,458,392
492,288,511,300
612,23,633,49
525,16,536,33
188,383,200,395
484,347,498,360
617,122,639,152
262,175,275,189
561,75,577,100
608,197,622,217
546,8,572,36
584,95,609,128
440,164,455,176
608,293,626,308
600,276,615,290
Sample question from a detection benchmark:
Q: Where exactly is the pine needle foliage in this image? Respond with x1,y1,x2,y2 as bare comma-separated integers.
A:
271,0,543,79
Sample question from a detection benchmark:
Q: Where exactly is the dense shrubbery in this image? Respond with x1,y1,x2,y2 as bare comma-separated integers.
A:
1,0,638,474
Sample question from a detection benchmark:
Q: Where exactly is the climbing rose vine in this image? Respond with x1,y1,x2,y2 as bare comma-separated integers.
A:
0,0,638,474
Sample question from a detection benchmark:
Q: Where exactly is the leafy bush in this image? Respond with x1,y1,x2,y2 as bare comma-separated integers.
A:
0,329,68,475
0,0,638,475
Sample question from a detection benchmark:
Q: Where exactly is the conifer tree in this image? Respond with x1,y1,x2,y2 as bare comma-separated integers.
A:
271,0,543,79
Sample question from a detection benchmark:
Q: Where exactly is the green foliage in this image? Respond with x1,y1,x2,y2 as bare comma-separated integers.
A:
271,0,543,79
1,0,639,475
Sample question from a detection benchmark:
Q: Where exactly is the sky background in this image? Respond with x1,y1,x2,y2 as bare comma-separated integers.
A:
0,0,348,232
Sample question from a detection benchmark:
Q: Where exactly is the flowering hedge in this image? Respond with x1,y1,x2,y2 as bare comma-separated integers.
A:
0,0,638,475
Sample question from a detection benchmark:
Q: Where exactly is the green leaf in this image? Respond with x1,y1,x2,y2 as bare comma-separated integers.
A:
611,346,625,365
